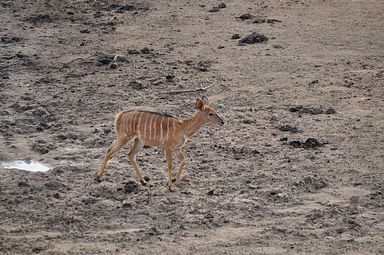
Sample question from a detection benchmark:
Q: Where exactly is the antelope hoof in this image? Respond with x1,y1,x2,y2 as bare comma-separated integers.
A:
96,175,102,182
140,180,147,186
172,177,176,183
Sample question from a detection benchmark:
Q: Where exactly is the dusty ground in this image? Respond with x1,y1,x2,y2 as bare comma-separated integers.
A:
1,0,383,254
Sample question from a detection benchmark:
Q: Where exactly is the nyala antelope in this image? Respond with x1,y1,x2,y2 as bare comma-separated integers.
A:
97,96,224,191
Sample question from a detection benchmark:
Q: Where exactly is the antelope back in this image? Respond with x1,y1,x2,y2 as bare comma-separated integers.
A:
115,110,181,146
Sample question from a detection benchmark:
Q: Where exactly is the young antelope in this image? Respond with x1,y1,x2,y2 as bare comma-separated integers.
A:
97,96,224,191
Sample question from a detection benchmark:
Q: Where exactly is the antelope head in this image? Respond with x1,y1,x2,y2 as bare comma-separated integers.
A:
195,96,224,126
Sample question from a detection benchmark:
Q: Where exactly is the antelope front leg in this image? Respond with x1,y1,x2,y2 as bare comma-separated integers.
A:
165,148,173,191
176,148,185,183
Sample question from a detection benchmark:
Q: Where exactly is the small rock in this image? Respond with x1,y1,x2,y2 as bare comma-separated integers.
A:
325,108,336,114
208,6,220,12
128,49,140,54
239,13,253,20
218,45,225,49
289,138,324,149
253,17,266,23
165,75,175,80
267,19,282,24
231,33,241,39
207,189,215,195
218,3,226,8
140,47,151,54
239,32,268,44
1,36,22,44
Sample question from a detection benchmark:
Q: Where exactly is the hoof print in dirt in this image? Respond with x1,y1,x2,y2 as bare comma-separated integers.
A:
124,181,139,194
294,176,328,192
239,32,268,44
129,80,146,90
289,138,325,149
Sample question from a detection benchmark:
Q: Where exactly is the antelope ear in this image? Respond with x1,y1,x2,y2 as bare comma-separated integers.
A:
195,98,204,110
201,96,209,105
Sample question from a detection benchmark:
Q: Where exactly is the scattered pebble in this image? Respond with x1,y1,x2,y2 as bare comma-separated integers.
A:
238,13,253,20
1,36,22,44
231,33,241,39
239,32,268,44
218,3,227,8
289,138,325,149
208,6,220,12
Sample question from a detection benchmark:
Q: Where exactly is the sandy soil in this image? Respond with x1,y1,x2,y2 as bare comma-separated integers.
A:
1,0,383,254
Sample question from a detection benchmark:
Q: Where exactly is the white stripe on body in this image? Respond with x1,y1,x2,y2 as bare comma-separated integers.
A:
149,115,155,141
160,117,164,142
143,113,148,140
137,112,143,139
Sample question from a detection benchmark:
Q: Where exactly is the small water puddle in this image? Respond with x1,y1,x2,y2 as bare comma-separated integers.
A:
1,160,52,172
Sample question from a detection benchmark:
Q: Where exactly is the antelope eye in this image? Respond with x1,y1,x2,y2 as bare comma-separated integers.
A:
208,113,215,116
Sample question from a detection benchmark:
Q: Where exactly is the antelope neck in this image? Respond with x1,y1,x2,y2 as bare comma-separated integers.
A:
182,111,204,137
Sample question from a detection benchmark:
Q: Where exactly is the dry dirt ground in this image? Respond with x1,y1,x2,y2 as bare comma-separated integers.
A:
1,0,383,254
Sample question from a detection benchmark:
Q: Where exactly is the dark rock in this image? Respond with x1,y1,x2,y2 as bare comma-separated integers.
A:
165,75,175,80
207,189,215,195
239,13,253,20
289,138,324,149
231,33,241,39
128,49,140,54
97,56,113,65
1,36,22,44
80,29,91,33
289,105,327,115
325,108,336,114
140,47,151,54
218,3,227,8
253,17,266,23
267,19,282,23
208,7,220,12
239,32,268,44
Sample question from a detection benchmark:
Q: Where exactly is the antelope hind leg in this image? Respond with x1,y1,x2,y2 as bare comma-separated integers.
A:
97,136,129,181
